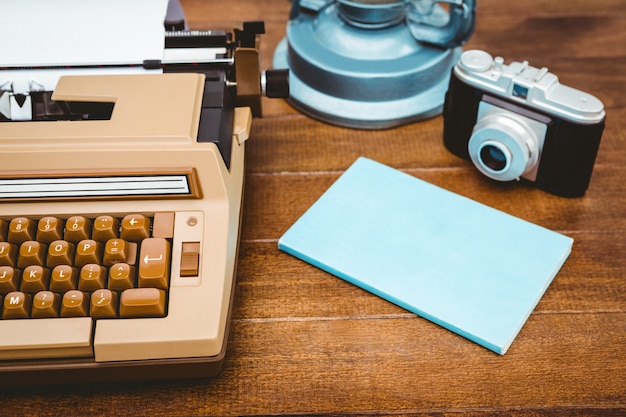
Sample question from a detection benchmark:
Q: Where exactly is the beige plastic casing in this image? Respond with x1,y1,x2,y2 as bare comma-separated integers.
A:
0,73,251,362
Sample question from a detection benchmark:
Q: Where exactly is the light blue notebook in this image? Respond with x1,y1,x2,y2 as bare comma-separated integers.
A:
278,157,573,354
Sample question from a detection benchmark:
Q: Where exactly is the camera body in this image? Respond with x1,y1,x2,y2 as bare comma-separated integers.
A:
443,50,606,197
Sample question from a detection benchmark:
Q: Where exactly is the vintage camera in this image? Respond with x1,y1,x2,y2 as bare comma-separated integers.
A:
443,50,606,197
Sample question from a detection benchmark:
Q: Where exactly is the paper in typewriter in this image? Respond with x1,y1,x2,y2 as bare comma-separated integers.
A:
278,157,573,355
2,0,168,68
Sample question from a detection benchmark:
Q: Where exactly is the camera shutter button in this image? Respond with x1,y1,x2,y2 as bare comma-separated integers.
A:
493,57,505,72
459,50,494,72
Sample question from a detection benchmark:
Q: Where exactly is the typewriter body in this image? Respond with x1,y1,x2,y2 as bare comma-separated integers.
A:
0,0,286,386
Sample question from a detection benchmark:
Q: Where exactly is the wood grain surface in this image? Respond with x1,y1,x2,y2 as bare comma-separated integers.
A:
2,0,625,416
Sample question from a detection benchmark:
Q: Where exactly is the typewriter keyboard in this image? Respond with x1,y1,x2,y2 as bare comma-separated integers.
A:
0,213,174,321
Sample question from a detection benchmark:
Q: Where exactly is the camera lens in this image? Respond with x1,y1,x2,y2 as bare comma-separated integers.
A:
480,144,507,171
468,107,544,182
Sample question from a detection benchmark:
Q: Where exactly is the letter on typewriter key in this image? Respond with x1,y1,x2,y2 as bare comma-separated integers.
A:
20,266,50,293
0,242,18,267
75,240,103,267
3,291,32,319
0,266,21,293
17,241,47,268
47,240,75,267
50,265,79,292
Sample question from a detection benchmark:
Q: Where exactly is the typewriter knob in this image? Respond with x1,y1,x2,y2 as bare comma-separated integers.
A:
262,69,290,99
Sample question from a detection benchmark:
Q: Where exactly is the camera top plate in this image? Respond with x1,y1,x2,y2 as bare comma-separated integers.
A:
454,50,605,125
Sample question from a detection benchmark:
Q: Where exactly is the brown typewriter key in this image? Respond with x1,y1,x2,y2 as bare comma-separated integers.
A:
75,239,102,267
120,214,151,241
50,265,79,292
8,217,36,245
90,289,118,318
138,238,171,290
47,240,75,268
2,291,32,319
61,290,89,317
20,266,50,293
152,212,174,239
120,288,166,318
103,238,130,266
0,242,18,267
17,241,47,268
78,264,108,291
64,216,92,243
32,290,60,318
37,217,64,244
108,263,135,290
0,219,8,241
93,216,119,242
0,266,21,294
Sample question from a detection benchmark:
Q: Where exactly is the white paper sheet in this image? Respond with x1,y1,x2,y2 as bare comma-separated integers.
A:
1,0,169,67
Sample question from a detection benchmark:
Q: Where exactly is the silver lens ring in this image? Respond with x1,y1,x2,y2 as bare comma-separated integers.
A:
468,110,540,181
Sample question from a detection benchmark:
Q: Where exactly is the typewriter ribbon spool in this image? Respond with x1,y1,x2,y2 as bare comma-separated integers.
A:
273,0,476,129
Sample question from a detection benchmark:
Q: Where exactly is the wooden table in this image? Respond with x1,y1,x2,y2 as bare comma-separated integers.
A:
3,0,625,415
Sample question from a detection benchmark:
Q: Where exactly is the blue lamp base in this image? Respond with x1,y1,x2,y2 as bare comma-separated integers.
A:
272,3,462,129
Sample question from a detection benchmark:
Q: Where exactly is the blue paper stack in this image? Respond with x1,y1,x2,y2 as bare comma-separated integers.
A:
279,157,573,354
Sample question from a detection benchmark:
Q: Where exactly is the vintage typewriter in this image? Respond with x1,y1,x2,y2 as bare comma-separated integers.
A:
0,1,287,386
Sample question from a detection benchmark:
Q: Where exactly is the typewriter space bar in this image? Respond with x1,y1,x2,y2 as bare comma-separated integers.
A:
0,318,93,360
